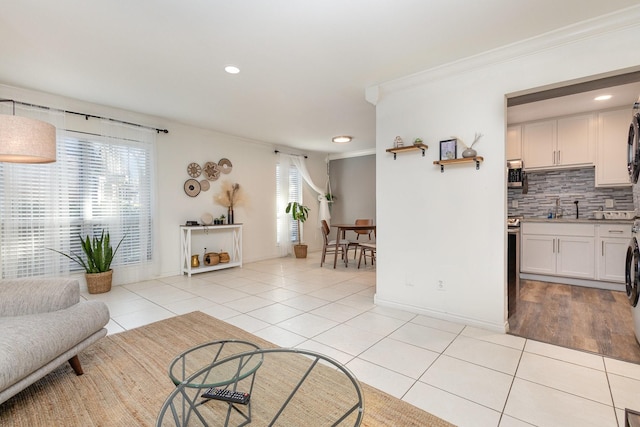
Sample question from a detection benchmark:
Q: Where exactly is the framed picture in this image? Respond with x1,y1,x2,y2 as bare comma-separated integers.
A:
439,139,457,160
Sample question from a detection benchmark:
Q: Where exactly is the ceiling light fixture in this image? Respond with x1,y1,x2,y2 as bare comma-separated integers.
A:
224,65,240,74
594,94,612,101
0,114,56,163
332,136,352,144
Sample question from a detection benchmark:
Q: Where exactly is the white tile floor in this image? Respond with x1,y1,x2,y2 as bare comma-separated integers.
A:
82,252,640,427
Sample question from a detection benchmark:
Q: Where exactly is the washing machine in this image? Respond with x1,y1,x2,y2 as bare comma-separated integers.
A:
624,220,640,343
628,110,640,183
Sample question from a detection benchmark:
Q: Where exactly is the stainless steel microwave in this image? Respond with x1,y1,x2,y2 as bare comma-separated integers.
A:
507,160,524,188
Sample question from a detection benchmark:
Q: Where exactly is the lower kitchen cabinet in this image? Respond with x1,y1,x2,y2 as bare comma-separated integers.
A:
521,221,632,285
596,224,632,282
521,222,595,280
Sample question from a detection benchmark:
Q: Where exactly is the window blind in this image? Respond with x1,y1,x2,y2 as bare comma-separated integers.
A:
276,163,302,244
0,124,156,279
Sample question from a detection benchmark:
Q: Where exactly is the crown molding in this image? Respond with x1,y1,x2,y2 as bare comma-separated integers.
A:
327,148,376,161
369,5,640,96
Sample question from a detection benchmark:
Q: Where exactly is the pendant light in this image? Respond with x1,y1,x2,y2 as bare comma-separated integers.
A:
0,114,56,163
0,99,57,163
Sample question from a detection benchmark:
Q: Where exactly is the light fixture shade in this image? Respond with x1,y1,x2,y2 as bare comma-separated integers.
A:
0,115,56,163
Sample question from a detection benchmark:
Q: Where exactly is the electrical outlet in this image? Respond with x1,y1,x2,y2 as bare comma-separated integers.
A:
436,280,445,291
512,200,518,208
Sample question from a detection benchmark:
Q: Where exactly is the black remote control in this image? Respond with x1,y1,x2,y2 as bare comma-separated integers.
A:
202,388,250,405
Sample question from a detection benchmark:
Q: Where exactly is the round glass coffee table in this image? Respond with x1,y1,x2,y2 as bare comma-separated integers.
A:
168,340,262,387
158,347,364,427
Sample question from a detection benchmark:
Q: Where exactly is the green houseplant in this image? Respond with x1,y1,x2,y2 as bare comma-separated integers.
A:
50,230,125,294
285,202,310,258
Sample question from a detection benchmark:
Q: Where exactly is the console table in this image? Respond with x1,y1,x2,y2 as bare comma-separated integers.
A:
180,225,243,276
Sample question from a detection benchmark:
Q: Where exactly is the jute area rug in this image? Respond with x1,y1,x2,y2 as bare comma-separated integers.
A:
0,311,453,426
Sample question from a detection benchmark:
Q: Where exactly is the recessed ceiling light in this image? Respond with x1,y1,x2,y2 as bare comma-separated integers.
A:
594,94,612,101
224,65,240,74
332,136,352,144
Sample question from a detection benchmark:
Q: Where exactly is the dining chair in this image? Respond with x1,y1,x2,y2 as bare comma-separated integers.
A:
350,219,374,259
320,220,352,268
358,242,376,268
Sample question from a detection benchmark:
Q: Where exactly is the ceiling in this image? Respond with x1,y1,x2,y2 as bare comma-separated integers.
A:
1,1,638,154
508,81,640,124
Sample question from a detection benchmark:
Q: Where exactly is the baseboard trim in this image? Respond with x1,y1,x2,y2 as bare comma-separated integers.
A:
374,295,506,333
520,273,625,291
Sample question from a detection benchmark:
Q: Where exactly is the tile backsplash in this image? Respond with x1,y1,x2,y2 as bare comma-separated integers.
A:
508,167,633,219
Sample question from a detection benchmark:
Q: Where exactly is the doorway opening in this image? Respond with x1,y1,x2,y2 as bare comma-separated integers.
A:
505,68,640,364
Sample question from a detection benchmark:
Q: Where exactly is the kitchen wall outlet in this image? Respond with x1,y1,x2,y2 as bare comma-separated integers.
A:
605,199,614,208
436,280,445,291
512,200,518,208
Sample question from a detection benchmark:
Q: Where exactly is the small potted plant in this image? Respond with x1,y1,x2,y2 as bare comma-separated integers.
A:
49,230,125,294
285,202,310,258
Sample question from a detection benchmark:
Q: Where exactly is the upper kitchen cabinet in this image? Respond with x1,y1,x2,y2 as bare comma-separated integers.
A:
522,113,595,170
506,125,522,160
596,108,631,187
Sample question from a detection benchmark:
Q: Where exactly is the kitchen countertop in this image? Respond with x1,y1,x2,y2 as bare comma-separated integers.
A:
522,217,635,225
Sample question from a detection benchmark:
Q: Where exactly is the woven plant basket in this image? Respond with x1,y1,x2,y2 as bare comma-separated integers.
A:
293,244,308,259
86,270,113,294
219,252,230,263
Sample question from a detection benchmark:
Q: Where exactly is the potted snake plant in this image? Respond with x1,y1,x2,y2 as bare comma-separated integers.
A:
49,230,125,294
286,202,310,258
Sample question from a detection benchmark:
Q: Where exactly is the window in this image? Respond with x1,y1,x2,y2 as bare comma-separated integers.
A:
0,125,155,279
276,162,302,244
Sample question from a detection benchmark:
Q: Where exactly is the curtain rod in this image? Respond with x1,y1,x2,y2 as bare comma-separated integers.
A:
0,99,169,134
274,149,307,159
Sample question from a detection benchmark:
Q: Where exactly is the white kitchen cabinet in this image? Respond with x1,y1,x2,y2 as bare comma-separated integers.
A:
521,234,556,274
521,222,595,280
556,236,595,279
556,114,595,167
596,108,631,187
506,125,522,160
596,223,631,282
523,120,556,168
522,114,594,170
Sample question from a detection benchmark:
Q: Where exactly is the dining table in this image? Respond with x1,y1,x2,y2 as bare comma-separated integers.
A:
330,223,376,269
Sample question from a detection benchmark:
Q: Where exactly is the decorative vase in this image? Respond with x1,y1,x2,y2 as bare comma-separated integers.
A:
228,207,234,224
85,270,113,294
191,254,200,268
462,147,477,158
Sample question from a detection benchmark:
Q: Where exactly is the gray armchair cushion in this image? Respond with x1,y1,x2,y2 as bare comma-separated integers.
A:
0,278,109,403
0,300,109,393
0,278,79,316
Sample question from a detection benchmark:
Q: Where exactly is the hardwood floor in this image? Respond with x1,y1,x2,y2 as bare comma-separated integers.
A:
508,279,640,364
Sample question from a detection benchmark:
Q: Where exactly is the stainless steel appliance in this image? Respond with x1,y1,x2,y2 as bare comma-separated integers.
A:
507,217,521,317
625,219,640,343
507,160,524,188
628,102,640,184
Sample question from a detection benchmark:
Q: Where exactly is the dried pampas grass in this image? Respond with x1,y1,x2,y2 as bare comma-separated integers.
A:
214,181,245,208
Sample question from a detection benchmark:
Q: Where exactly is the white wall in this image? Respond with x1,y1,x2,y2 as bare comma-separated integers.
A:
0,84,327,281
372,8,640,331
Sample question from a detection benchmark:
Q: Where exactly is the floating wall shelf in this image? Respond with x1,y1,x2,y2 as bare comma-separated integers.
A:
386,143,428,160
433,156,484,172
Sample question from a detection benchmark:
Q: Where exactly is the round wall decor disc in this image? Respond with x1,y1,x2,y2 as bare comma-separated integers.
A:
187,162,201,178
184,179,201,197
218,158,233,174
199,179,210,191
203,161,221,181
